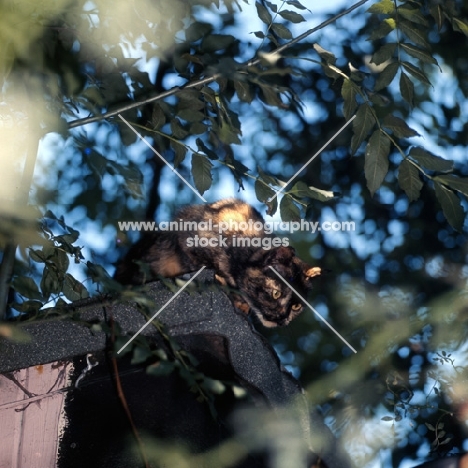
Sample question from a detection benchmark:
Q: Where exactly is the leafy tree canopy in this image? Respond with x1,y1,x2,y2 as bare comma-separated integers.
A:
1,0,468,466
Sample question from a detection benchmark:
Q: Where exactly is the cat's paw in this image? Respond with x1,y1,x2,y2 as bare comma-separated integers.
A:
214,274,227,286
233,299,250,314
214,274,250,313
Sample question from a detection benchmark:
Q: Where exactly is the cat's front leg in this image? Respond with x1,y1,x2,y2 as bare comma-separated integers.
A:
214,274,250,314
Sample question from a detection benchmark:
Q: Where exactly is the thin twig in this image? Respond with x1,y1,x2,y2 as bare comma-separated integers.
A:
108,313,150,468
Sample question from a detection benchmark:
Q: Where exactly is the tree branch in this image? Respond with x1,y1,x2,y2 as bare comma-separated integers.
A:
67,0,371,130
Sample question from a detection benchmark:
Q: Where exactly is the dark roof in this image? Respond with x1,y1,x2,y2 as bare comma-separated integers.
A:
0,270,351,468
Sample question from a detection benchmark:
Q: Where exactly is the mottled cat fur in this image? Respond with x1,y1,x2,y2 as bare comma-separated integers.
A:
114,199,321,327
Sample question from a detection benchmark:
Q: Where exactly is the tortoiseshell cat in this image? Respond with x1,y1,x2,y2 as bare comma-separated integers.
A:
114,199,321,327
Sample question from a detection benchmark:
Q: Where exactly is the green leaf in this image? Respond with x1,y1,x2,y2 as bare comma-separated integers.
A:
286,0,307,10
107,161,143,199
453,18,468,37
131,346,153,365
434,174,468,196
43,245,57,260
341,79,358,120
255,178,276,202
54,249,70,275
57,230,79,245
367,0,395,14
323,63,340,80
258,166,279,187
256,2,272,25
12,276,43,301
369,92,391,107
306,186,336,202
399,71,414,107
191,153,213,195
11,300,44,314
398,159,423,201
398,7,429,27
203,377,226,394
289,181,316,198
190,122,208,135
280,195,301,222
368,18,396,41
365,130,391,196
313,44,336,64
151,105,166,130
398,19,429,48
30,249,46,263
255,178,278,216
400,43,438,65
278,9,305,23
41,267,59,297
430,5,443,30
185,21,212,42
63,273,88,301
86,262,122,294
178,90,204,109
382,115,419,138
264,35,279,47
147,360,175,377
270,23,293,40
234,80,254,103
225,152,249,188
375,62,399,91
171,142,187,168
371,42,396,65
289,181,335,202
439,437,452,446
196,138,218,161
171,118,189,139
409,148,453,172
201,34,236,52
87,152,108,178
177,108,205,123
218,120,242,145
263,0,277,12
401,61,431,86
351,104,376,154
259,84,284,108
434,182,465,231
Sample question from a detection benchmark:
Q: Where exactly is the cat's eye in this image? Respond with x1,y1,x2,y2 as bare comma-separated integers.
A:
271,290,281,299
291,303,302,312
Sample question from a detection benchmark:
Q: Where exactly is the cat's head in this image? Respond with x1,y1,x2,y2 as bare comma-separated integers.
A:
240,246,321,328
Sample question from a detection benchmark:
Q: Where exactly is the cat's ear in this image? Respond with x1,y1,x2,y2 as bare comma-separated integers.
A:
249,245,295,264
268,246,296,263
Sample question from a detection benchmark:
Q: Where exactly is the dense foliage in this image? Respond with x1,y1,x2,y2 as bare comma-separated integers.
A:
1,0,468,466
